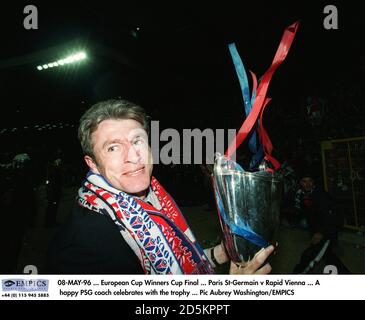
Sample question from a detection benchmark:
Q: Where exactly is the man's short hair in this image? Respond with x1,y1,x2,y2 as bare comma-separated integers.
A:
78,99,149,158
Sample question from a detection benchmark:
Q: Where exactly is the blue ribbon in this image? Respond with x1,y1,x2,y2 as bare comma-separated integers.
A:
215,189,268,249
228,43,264,166
249,145,264,170
228,43,252,119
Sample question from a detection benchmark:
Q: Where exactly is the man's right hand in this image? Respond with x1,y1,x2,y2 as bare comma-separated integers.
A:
229,245,274,275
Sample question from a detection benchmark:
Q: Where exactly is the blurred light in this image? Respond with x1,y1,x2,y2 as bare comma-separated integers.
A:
37,51,87,71
63,57,72,64
77,52,87,59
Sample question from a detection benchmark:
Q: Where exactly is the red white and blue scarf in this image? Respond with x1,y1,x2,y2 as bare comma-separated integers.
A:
77,172,213,274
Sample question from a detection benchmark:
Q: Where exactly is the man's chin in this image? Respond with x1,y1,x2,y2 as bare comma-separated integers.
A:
127,187,149,199
125,181,150,198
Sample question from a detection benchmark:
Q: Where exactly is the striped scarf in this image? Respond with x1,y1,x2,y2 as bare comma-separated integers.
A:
77,172,213,274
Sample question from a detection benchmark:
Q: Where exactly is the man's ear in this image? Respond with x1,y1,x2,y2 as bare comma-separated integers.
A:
84,155,100,174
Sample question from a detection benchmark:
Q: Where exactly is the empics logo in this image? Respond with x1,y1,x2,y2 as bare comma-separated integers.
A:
3,280,16,287
2,279,49,292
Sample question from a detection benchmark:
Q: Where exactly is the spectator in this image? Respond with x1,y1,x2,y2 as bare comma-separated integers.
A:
292,172,350,274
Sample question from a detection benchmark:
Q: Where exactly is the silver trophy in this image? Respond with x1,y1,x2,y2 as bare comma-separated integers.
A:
213,153,283,263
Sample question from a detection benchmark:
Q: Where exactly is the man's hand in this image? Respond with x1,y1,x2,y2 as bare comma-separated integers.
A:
311,232,323,245
229,245,275,275
210,242,229,265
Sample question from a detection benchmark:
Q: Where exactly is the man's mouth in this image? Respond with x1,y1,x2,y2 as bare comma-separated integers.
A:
125,167,145,176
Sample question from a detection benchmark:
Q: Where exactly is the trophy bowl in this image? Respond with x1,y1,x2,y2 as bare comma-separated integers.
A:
213,154,283,263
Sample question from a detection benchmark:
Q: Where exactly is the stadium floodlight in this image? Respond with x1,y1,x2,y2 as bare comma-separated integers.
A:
75,52,86,60
66,56,74,63
37,51,87,71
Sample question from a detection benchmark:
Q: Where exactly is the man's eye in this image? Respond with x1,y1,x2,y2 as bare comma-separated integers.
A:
107,146,117,152
133,139,143,146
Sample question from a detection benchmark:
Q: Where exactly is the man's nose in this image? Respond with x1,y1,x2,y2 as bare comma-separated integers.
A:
125,143,140,163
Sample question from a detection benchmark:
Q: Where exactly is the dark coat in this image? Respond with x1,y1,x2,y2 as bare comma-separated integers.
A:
296,187,344,239
46,204,144,274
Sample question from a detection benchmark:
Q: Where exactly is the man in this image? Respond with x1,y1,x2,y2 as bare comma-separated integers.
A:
47,99,274,274
292,172,350,274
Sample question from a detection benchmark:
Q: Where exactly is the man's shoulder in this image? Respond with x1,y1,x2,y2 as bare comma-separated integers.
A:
71,204,113,223
46,203,143,274
48,205,110,244
58,204,121,240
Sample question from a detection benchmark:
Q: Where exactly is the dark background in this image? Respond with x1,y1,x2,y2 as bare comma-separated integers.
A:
1,1,365,276
0,0,364,177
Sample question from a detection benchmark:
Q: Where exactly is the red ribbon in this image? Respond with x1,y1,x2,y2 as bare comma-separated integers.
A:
225,21,300,170
249,70,258,102
257,98,281,171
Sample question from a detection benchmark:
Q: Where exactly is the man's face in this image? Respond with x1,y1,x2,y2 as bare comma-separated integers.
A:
85,119,153,198
300,177,314,192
